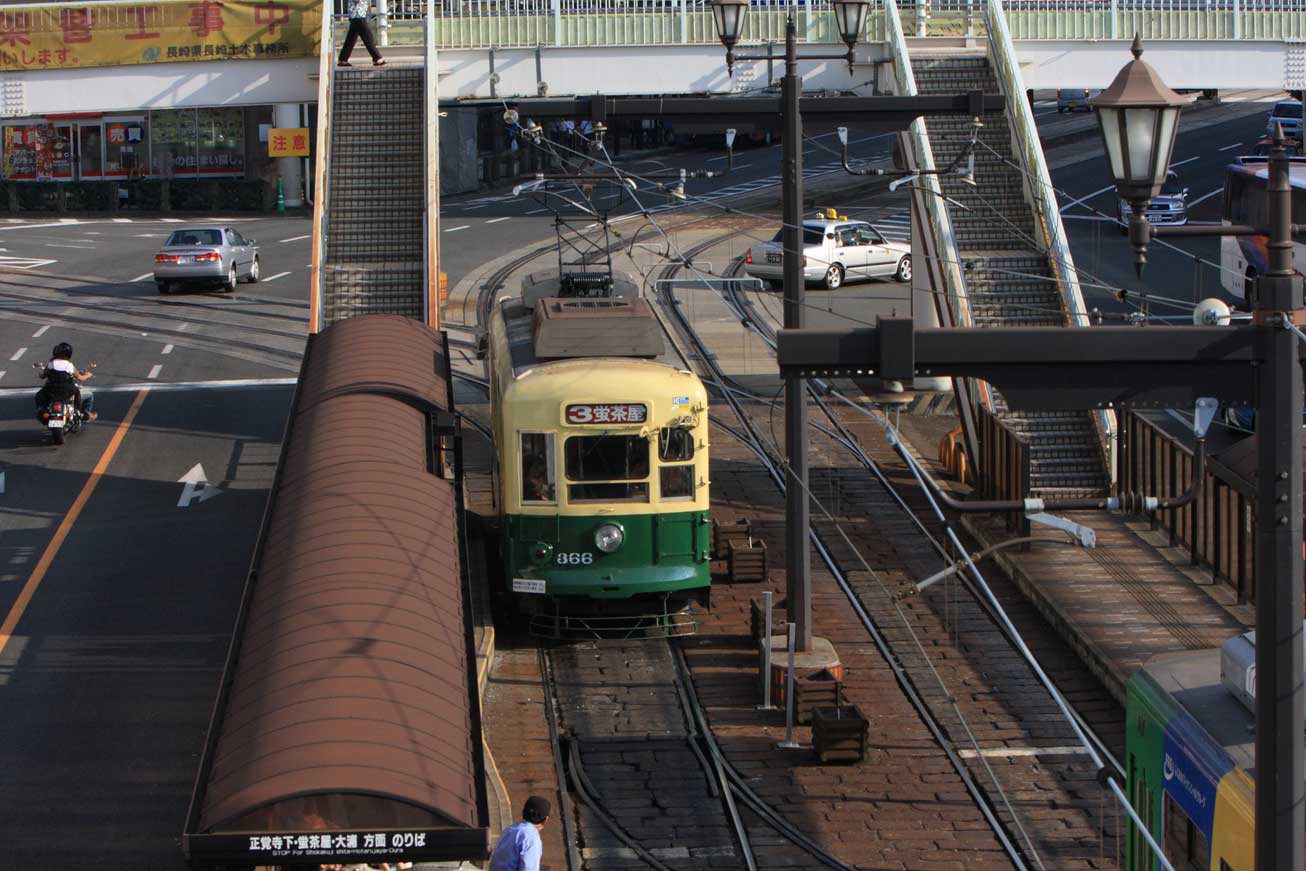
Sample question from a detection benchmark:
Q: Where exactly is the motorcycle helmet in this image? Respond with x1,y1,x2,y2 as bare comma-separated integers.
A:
52,342,73,359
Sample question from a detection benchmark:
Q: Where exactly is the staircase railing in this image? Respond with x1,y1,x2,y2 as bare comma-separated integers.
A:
309,0,336,335
883,0,972,332
424,9,441,328
986,0,1117,486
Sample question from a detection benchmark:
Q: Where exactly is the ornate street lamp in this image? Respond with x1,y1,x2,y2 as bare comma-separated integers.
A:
1089,35,1193,275
832,0,870,50
710,0,747,53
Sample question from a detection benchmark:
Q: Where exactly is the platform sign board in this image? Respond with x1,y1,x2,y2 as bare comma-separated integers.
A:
183,827,491,867
268,127,309,157
0,0,321,72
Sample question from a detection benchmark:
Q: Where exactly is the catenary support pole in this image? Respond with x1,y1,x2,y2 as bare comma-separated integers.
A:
1253,131,1304,871
781,15,812,653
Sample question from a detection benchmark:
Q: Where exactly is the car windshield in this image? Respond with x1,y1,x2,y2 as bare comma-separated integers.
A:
1273,103,1301,118
1160,174,1183,195
166,229,222,246
771,227,825,245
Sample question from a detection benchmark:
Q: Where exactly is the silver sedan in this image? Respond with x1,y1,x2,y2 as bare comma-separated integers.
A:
153,226,260,294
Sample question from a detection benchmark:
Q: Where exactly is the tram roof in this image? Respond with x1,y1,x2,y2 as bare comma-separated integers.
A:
1141,649,1257,776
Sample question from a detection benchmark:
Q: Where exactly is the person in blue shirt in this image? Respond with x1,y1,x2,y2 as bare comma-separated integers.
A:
489,795,550,871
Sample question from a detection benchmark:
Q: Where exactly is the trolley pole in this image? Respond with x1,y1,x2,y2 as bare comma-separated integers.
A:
779,16,812,652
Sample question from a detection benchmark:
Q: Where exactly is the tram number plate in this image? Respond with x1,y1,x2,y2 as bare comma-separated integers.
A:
566,403,647,425
512,578,547,595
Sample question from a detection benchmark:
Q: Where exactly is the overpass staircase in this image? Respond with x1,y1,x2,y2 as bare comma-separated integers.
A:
310,16,438,332
888,0,1113,499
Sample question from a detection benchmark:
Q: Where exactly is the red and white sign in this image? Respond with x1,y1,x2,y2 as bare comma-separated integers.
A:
566,403,647,425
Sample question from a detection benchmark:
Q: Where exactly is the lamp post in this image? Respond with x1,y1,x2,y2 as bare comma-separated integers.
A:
710,0,869,652
1093,37,1303,871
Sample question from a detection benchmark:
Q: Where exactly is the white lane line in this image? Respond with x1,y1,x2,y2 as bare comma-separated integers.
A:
112,218,132,223
135,233,165,238
526,208,547,214
177,322,189,332
1060,214,1117,222
1059,183,1117,213
147,364,162,379
129,272,154,282
1171,155,1201,168
485,217,511,224
162,344,174,355
1188,187,1225,207
0,376,297,397
262,271,291,282
160,218,182,223
444,225,470,233
31,325,49,338
10,347,27,361
43,243,96,249
0,371,5,382
279,234,311,243
1218,142,1245,152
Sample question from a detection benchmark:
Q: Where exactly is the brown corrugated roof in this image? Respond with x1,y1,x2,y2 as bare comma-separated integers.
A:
195,316,478,834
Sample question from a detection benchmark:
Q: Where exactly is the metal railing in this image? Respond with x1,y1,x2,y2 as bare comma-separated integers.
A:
1118,411,1256,603
986,0,1117,486
336,0,1306,48
976,404,1031,535
309,0,335,334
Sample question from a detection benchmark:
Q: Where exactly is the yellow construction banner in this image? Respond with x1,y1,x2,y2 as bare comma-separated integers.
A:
268,126,309,157
0,0,321,72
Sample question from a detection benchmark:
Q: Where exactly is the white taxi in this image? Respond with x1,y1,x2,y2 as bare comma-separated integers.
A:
743,213,911,291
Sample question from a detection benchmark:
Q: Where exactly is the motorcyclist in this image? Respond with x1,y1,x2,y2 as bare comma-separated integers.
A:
34,342,96,422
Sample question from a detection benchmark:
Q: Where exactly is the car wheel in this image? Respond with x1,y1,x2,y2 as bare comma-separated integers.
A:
894,256,912,283
242,256,260,284
223,263,237,293
1057,106,1066,114
822,264,844,291
157,281,171,295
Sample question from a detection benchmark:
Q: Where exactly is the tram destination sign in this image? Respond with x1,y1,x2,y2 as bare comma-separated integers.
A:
566,403,647,424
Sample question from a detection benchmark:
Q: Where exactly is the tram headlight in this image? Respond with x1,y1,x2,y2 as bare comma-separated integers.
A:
594,523,625,554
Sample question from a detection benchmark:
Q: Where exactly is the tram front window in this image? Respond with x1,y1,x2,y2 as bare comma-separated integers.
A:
565,434,649,502
659,427,695,499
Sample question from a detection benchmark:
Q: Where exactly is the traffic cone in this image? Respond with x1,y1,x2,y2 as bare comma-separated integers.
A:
276,177,285,213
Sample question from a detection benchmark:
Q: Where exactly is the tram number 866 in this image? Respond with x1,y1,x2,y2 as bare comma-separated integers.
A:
556,552,594,565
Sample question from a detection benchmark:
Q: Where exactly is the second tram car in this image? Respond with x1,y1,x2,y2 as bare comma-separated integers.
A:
487,295,711,633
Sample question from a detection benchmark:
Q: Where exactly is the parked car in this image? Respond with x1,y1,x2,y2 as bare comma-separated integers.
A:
1117,169,1188,234
1057,88,1099,113
743,213,911,291
1265,99,1304,141
153,226,260,294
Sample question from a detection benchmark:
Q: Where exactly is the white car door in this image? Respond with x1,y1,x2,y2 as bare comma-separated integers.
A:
856,224,896,276
834,225,869,280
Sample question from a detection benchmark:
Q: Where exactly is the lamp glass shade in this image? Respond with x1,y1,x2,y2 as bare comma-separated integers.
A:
1124,107,1159,184
832,0,869,46
711,0,747,47
1096,106,1125,185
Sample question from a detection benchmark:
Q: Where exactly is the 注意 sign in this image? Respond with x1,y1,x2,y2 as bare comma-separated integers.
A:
268,126,309,157
0,0,321,72
565,403,648,425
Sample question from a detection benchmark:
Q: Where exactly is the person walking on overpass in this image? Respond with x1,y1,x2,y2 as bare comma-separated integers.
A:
489,796,550,871
338,0,385,67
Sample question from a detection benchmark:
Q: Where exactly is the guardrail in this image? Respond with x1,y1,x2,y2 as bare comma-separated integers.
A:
986,0,1117,486
976,404,1031,536
308,2,334,334
1117,411,1256,603
326,0,1305,48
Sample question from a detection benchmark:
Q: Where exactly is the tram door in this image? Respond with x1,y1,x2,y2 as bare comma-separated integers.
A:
76,124,103,179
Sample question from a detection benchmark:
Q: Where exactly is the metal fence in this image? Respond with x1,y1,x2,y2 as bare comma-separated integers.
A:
1117,411,1257,603
976,405,1032,536
342,0,1306,47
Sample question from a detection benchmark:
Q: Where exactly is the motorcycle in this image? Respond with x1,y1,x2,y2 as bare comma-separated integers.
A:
33,361,92,446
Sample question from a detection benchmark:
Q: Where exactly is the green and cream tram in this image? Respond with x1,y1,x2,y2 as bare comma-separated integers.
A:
487,295,711,632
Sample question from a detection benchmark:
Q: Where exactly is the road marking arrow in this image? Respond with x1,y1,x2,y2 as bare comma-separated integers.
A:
177,463,221,508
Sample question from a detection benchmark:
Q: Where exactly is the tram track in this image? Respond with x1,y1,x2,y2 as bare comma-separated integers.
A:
651,231,1126,869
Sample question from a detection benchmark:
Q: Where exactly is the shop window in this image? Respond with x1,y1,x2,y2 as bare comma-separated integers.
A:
78,126,103,178
520,432,555,504
198,108,245,176
103,119,146,177
151,109,199,177
3,124,72,180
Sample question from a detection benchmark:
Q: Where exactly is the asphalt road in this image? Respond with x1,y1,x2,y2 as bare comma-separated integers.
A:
0,96,1274,869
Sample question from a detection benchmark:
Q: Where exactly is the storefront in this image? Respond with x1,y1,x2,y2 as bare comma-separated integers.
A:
0,106,278,183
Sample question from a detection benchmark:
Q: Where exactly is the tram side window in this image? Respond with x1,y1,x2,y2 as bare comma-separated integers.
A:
659,427,695,500
565,435,650,502
521,432,556,503
1162,792,1211,871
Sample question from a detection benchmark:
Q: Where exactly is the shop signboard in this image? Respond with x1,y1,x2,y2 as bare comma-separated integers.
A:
0,0,321,73
267,127,309,158
3,123,72,180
